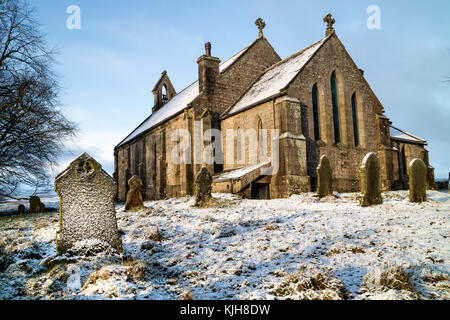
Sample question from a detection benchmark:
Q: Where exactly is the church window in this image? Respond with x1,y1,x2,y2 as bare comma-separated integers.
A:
236,128,242,163
351,93,360,147
331,71,341,144
258,119,264,161
312,84,321,141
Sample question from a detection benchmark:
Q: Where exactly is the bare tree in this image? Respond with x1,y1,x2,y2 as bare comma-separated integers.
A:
0,0,77,200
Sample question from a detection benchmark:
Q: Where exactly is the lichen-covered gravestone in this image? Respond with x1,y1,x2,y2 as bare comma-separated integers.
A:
55,153,122,254
316,155,333,198
409,158,427,203
359,152,382,207
29,196,44,213
18,204,25,214
195,167,212,207
125,175,146,211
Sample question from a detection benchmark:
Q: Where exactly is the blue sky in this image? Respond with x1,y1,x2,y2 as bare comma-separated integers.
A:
29,0,450,179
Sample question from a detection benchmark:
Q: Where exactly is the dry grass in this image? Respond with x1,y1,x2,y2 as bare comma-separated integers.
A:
179,288,194,300
422,271,449,284
145,226,163,242
264,223,278,231
270,266,350,300
196,197,238,209
126,260,147,282
363,266,420,298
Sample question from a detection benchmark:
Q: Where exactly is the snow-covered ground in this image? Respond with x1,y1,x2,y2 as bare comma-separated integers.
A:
0,190,448,300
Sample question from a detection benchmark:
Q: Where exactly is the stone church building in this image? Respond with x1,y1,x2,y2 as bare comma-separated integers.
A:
114,15,434,201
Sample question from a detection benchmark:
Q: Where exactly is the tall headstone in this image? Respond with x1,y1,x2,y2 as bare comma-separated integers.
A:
409,158,427,203
29,196,44,213
195,167,212,207
125,175,146,211
316,155,333,198
359,152,382,207
55,153,122,254
18,204,25,214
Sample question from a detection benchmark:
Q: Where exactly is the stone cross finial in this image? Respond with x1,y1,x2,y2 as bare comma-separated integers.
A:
255,18,266,38
323,13,335,36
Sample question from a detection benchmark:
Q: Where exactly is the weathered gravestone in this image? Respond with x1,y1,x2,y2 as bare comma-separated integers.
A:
29,196,44,213
125,175,146,211
195,167,212,207
409,158,427,203
55,153,122,254
316,155,333,198
18,204,25,214
359,152,382,207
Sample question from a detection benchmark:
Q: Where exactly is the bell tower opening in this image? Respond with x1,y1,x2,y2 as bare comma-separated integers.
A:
152,71,176,113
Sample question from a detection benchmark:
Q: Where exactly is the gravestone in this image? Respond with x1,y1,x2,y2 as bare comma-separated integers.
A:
55,153,122,254
18,204,25,214
409,158,427,203
359,152,382,207
195,167,212,207
29,196,44,213
316,155,332,198
125,175,146,211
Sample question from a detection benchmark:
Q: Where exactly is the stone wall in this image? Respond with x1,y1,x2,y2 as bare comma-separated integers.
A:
114,37,281,202
285,35,394,192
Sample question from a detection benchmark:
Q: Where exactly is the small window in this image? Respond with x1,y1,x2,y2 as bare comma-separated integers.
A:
312,84,321,141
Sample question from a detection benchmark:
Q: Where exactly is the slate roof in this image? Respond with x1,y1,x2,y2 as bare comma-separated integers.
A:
390,126,426,145
222,35,331,118
115,39,261,149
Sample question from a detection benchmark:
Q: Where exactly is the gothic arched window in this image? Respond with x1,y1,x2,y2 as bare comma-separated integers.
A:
312,83,321,141
330,71,341,144
351,92,360,147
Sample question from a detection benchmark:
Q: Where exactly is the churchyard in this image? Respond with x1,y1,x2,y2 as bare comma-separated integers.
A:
0,154,448,300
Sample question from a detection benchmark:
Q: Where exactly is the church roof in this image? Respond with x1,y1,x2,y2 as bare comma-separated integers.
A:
222,35,331,118
115,39,262,150
390,126,427,145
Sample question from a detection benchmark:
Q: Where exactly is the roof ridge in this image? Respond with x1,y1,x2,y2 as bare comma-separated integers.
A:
115,38,262,149
261,35,330,74
221,34,331,118
390,125,425,142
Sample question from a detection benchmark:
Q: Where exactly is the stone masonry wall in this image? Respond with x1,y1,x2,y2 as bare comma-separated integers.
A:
286,34,390,192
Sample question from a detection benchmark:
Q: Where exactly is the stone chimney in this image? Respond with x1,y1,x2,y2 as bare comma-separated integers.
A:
197,42,220,96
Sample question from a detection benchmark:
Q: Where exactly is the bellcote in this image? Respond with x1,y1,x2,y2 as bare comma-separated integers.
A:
152,70,176,113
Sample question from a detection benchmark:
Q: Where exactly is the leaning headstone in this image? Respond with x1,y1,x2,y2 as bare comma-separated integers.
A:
18,204,25,214
195,167,212,207
55,153,122,254
29,196,44,213
125,175,146,211
359,152,382,207
409,158,427,203
316,155,333,198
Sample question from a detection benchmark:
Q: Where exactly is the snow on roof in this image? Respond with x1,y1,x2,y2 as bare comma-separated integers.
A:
223,35,330,117
214,161,270,182
390,126,426,145
115,39,261,149
219,40,256,73
116,81,199,148
391,134,425,144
